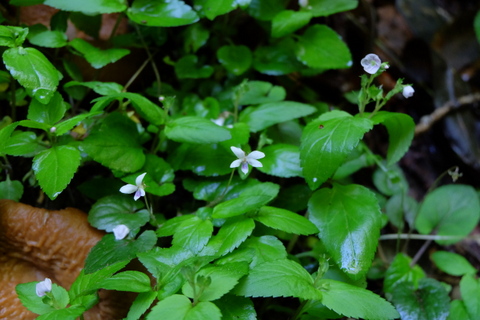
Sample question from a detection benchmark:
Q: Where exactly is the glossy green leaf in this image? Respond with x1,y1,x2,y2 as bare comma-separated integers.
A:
239,235,287,267
212,182,280,218
300,111,373,189
69,12,101,39
240,101,316,133
84,230,157,274
128,0,199,27
27,91,67,125
175,54,214,79
215,295,256,320
237,81,286,105
0,123,18,155
82,112,145,173
234,259,321,299
54,111,102,136
253,38,301,75
390,278,449,320
0,176,23,201
384,253,426,295
64,81,123,95
16,282,56,315
0,26,28,47
125,291,157,320
317,279,399,320
257,144,302,177
147,295,222,320
272,10,312,38
371,111,415,165
183,24,210,53
70,38,130,69
432,251,476,276
460,274,480,319
448,300,471,320
4,131,46,156
98,271,151,292
385,193,418,230
172,216,213,254
305,0,358,17
372,165,409,196
169,143,233,176
165,116,231,144
254,206,318,235
32,145,81,200
44,0,126,14
308,183,382,278
201,0,237,20
88,195,150,232
247,0,287,21
27,24,67,48
415,184,480,244
295,24,352,69
3,47,60,104
217,45,252,75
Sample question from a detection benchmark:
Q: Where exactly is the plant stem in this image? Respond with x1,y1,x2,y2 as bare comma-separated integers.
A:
290,300,308,320
134,24,161,94
206,169,235,207
379,233,462,241
410,239,432,267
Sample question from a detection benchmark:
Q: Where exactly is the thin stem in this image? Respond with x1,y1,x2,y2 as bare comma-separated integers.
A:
410,239,432,267
123,57,152,93
379,233,462,241
206,169,236,207
10,78,16,122
144,195,157,227
134,23,161,94
108,12,125,40
290,300,308,320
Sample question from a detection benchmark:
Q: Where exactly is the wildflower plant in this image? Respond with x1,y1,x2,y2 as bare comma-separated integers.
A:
1,2,479,320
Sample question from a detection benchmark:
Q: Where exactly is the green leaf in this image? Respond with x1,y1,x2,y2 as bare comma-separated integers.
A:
27,24,67,48
172,216,214,254
0,122,18,155
254,206,318,235
88,195,150,232
253,38,300,75
183,24,210,53
449,300,471,320
64,81,123,95
27,91,67,125
308,183,382,278
432,251,477,276
36,307,86,320
128,0,199,27
384,253,426,295
317,279,399,319
16,282,69,315
70,38,130,69
217,45,252,75
300,111,373,189
372,164,409,196
82,112,145,173
295,24,352,69
475,10,480,44
183,262,249,301
98,271,151,292
256,144,302,178
212,182,280,218
32,145,81,200
234,259,321,299
0,26,28,47
271,10,312,38
371,111,415,165
3,47,60,104
247,0,287,21
4,131,46,156
0,177,23,201
147,295,222,320
385,193,418,230
170,143,233,176
237,81,286,105
305,0,358,17
165,116,231,144
200,0,237,20
415,184,480,244
460,274,480,319
175,54,213,79
84,230,157,274
238,235,287,267
390,278,450,320
125,291,157,320
44,0,126,14
240,101,316,132
54,111,102,136
215,295,256,320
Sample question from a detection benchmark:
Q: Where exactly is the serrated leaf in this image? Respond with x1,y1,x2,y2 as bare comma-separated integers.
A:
391,278,449,320
147,295,221,320
82,112,145,173
172,216,214,254
272,10,312,38
253,38,300,75
0,25,28,47
27,24,67,48
234,259,321,299
240,101,316,132
98,271,151,292
460,274,480,319
384,253,426,295
32,145,81,199
64,81,123,95
3,47,60,104
256,143,302,177
212,182,279,218
128,0,199,27
54,111,102,136
217,45,252,75
295,24,352,69
0,177,23,201
254,206,318,235
44,0,126,14
70,38,130,69
88,195,150,232
16,282,56,315
175,54,213,79
27,91,67,125
125,291,157,320
201,0,237,20
318,279,399,319
305,0,358,17
215,295,256,320
4,131,46,156
165,116,231,144
300,111,373,189
431,251,477,276
202,216,255,256
308,183,382,279
371,111,415,165
36,307,86,320
0,122,18,155
239,235,287,267
237,80,286,105
84,230,156,274
415,184,480,244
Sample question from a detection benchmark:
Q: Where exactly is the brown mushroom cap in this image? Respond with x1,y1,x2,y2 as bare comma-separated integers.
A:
0,199,133,319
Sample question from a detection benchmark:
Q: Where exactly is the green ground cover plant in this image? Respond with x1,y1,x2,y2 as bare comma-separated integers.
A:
1,1,480,319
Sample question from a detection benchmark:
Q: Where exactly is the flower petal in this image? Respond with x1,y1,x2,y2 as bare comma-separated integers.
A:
113,224,130,240
248,159,263,168
230,146,246,159
36,278,52,297
241,162,249,174
402,85,414,98
135,172,147,186
230,159,242,168
120,184,138,194
247,150,265,160
361,53,381,74
133,189,145,201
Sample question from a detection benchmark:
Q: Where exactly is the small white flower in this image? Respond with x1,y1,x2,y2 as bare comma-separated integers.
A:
120,172,147,201
36,278,52,297
402,85,414,98
230,146,265,175
299,0,308,7
112,224,130,240
361,54,381,74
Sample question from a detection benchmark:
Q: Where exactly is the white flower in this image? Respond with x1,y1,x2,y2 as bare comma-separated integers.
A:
230,146,265,174
298,0,308,7
361,54,381,74
120,172,147,201
112,224,130,240
402,85,414,98
36,278,52,297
